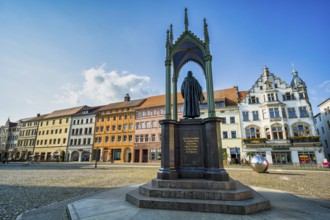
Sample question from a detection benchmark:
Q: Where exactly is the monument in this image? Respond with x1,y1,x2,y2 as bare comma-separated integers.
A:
126,8,270,214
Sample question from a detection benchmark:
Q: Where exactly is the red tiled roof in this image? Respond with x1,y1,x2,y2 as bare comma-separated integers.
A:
97,99,146,112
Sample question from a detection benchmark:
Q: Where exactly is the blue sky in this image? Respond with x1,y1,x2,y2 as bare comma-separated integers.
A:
0,0,329,124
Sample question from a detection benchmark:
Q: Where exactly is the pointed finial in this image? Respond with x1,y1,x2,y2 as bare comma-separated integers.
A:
166,29,170,46
204,18,209,42
184,8,189,32
170,24,173,44
263,65,269,77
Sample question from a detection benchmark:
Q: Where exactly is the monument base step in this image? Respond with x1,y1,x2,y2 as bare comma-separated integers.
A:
126,180,270,215
152,178,236,190
141,181,253,200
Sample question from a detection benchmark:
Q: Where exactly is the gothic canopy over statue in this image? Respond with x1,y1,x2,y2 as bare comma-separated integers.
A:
164,8,216,120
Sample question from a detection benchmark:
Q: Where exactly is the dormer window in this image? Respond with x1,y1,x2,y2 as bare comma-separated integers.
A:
249,96,259,104
283,92,295,101
267,93,275,101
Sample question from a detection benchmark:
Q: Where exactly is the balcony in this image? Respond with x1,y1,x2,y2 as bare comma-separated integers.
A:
290,136,321,147
242,138,267,147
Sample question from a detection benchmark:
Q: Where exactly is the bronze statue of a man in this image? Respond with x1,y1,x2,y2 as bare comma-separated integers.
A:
181,71,205,118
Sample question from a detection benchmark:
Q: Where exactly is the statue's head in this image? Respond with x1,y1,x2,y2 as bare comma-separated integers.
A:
187,71,193,77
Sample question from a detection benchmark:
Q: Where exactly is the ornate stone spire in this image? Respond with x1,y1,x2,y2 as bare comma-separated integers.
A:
166,29,170,46
204,18,209,43
184,8,189,32
170,24,173,44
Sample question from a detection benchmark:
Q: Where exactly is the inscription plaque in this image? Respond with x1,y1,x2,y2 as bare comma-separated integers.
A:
183,137,199,153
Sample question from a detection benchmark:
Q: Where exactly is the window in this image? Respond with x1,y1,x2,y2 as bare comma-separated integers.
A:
222,117,226,124
105,136,109,143
269,108,280,118
160,108,165,115
223,131,228,139
299,92,306,100
58,138,60,144
135,135,139,142
59,119,62,124
113,116,116,120
283,92,295,101
322,127,325,134
135,123,139,130
128,135,132,142
231,131,237,138
288,107,297,118
243,112,249,121
119,115,122,120
230,117,235,123
123,135,127,142
292,123,310,137
325,140,329,148
249,96,259,104
272,124,283,140
141,122,145,129
146,121,150,128
153,109,157,116
140,135,144,142
63,138,66,144
267,93,275,101
145,135,149,142
106,126,110,131
252,111,259,121
159,134,162,141
118,136,122,142
118,125,122,130
123,124,127,130
112,125,116,131
152,121,157,128
299,106,309,118
151,134,156,141
87,138,91,145
111,136,115,143
129,124,133,130
245,126,260,138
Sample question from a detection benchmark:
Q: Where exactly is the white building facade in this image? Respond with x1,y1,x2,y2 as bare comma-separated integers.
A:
67,106,100,162
314,98,330,161
239,66,323,165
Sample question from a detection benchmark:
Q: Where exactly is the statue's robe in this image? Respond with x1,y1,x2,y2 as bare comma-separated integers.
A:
181,75,204,118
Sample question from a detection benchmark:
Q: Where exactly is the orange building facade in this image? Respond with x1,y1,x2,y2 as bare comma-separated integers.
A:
93,95,145,162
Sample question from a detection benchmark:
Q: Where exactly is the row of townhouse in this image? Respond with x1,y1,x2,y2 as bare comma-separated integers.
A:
0,66,326,165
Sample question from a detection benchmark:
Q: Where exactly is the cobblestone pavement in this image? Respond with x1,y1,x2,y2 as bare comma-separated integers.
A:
0,162,329,220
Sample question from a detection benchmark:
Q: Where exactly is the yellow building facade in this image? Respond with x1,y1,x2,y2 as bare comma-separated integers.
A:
94,95,145,162
34,106,85,161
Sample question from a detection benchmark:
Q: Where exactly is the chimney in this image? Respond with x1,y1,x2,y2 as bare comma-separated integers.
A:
37,113,41,117
124,94,130,102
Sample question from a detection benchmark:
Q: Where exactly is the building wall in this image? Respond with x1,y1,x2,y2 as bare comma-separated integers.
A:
315,99,330,161
239,67,322,165
34,117,71,161
135,106,172,163
67,114,96,162
94,108,136,163
17,119,38,160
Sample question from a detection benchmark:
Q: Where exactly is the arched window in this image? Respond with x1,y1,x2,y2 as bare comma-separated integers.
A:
264,126,271,139
292,123,310,137
271,123,283,140
245,125,260,138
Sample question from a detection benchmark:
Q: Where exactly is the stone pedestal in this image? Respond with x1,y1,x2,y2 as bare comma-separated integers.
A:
157,117,228,181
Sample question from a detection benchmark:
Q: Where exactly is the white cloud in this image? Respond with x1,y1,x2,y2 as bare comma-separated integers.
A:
54,65,151,105
318,80,330,93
